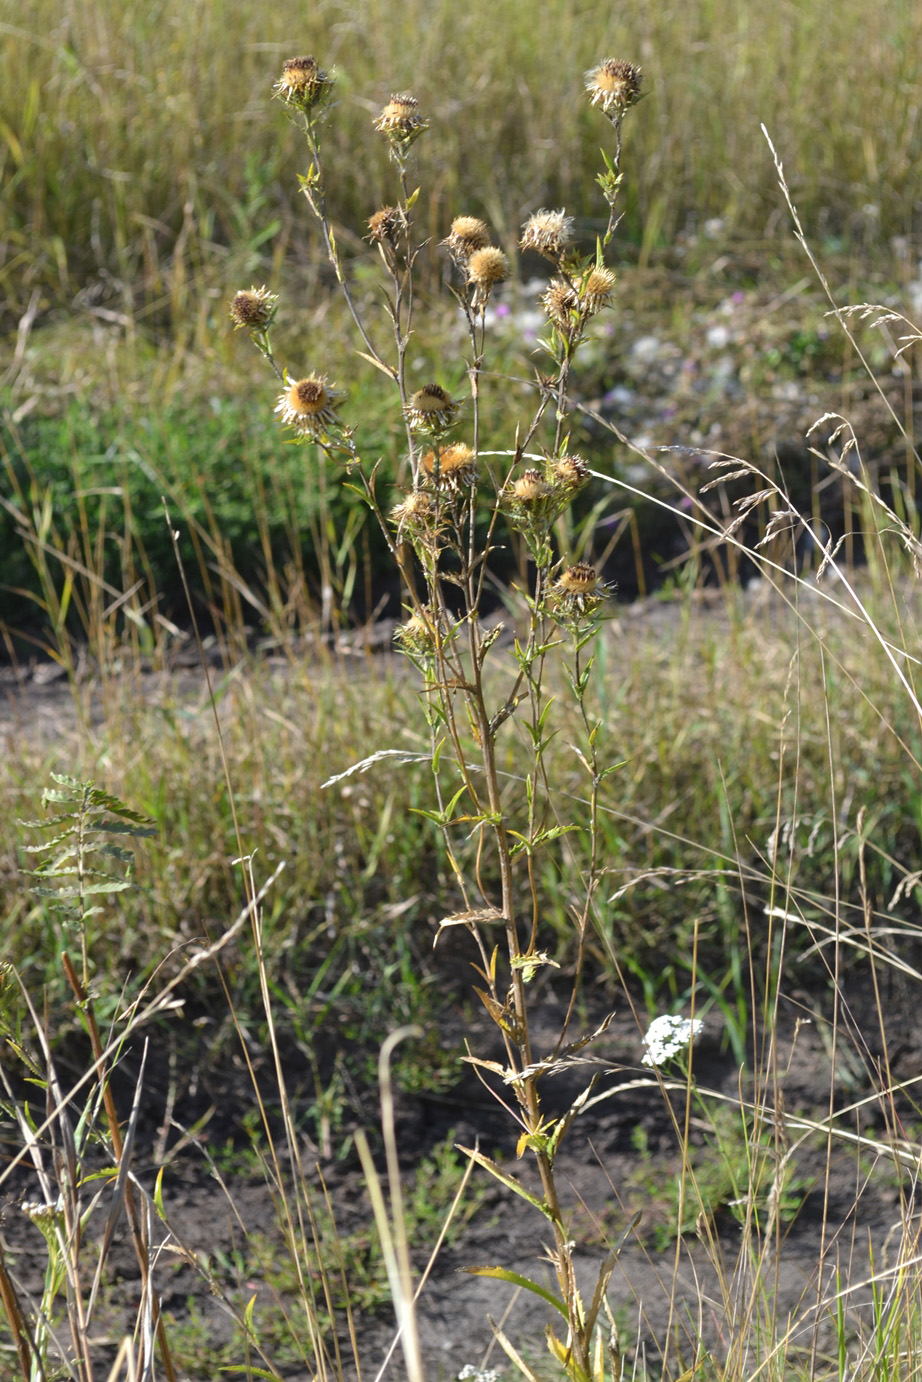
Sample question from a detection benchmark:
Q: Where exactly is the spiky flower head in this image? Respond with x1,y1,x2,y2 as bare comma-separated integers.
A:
421,442,477,490
466,246,510,308
274,55,335,112
374,92,428,157
550,562,611,621
511,469,551,504
584,59,642,117
275,372,344,439
441,216,491,265
579,265,617,315
541,278,580,328
229,285,278,331
503,455,587,535
367,205,408,247
390,488,437,532
520,209,575,262
405,383,461,435
550,454,590,494
394,606,442,662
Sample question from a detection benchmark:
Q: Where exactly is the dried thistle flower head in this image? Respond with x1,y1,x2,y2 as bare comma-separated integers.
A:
520,209,575,262
405,383,461,435
541,278,580,327
550,454,590,492
441,216,490,264
275,55,334,111
579,265,617,315
390,489,437,531
229,285,278,331
275,372,344,438
550,562,611,620
374,92,428,155
512,469,551,503
394,606,442,661
466,246,509,307
367,205,408,247
585,59,642,117
421,442,477,490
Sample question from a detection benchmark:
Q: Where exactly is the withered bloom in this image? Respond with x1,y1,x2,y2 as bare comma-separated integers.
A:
275,373,344,438
579,265,617,315
229,285,278,331
374,92,428,156
584,59,642,117
274,55,334,111
550,562,611,620
520,209,575,261
367,205,408,247
466,246,509,308
441,215,491,265
405,384,461,435
421,442,477,490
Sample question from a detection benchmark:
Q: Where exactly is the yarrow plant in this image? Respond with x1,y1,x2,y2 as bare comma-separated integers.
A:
641,1014,704,1068
231,52,644,1382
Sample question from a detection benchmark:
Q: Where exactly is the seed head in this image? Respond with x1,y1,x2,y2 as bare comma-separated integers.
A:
367,205,408,247
585,59,642,117
229,285,278,331
390,489,437,531
580,265,617,315
421,442,477,490
550,562,611,620
541,278,580,327
405,383,461,435
275,55,334,112
512,469,551,504
275,372,344,439
550,454,590,493
520,209,575,262
374,92,428,154
441,216,491,265
394,606,443,661
466,246,509,307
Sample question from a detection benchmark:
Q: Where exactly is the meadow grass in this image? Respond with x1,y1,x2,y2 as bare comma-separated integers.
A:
3,0,921,336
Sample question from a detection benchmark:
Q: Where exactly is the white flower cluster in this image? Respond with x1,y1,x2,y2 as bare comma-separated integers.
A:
457,1367,500,1382
641,1014,703,1067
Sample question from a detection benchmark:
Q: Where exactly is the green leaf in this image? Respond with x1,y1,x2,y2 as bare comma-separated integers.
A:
456,1145,554,1221
154,1167,166,1219
462,1265,567,1318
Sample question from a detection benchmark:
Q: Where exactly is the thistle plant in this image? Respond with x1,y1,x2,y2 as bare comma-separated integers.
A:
233,54,643,1381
